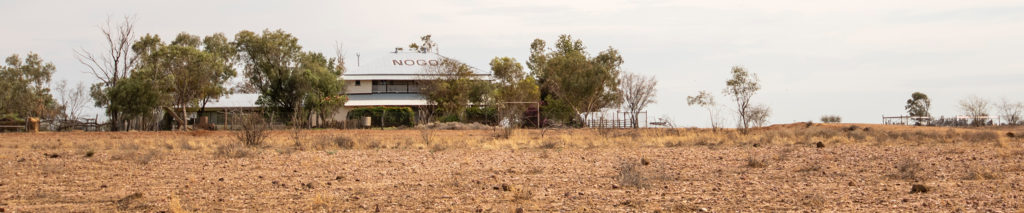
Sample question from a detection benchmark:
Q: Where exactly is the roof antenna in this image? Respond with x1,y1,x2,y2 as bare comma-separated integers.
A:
356,53,361,67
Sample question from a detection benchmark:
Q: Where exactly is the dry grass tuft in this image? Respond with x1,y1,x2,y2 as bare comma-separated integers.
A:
215,143,254,158
892,157,925,181
745,155,769,168
964,163,1003,180
334,135,356,149
617,159,650,189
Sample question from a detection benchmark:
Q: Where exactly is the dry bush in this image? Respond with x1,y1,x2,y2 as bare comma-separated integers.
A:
964,131,1001,142
796,161,823,173
420,128,435,145
538,139,562,149
111,148,162,164
234,113,269,147
964,163,1003,180
215,143,253,158
892,157,925,181
417,122,493,130
334,135,356,149
617,159,650,189
745,156,769,168
512,187,534,202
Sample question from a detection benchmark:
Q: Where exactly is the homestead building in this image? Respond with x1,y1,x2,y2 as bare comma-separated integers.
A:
191,50,490,129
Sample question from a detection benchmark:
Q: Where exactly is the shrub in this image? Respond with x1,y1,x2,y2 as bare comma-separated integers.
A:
347,107,415,127
439,114,459,123
617,160,649,188
892,157,924,181
746,156,769,168
334,136,356,149
820,115,841,123
215,143,253,158
234,113,269,147
464,106,498,125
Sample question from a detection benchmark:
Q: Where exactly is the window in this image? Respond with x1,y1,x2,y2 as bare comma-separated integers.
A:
354,80,361,86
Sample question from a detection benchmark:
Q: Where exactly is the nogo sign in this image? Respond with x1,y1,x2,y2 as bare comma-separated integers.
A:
392,59,441,66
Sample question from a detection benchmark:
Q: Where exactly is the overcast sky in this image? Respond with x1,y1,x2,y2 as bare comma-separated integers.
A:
2,0,1022,127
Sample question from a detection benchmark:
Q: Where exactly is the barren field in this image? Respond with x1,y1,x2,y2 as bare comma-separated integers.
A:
1,124,1023,212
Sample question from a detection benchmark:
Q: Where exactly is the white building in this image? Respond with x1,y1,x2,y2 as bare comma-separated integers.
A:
330,51,490,123
197,50,490,128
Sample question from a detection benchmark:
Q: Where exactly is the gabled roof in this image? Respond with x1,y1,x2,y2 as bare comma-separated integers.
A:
343,52,490,80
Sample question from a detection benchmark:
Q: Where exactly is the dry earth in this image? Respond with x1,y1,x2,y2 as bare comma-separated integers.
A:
1,124,1023,212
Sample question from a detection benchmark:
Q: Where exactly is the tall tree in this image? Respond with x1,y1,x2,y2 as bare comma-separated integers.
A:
619,72,657,128
234,29,345,123
687,90,722,131
528,35,623,126
959,95,991,126
904,92,931,124
74,16,139,131
722,66,761,132
0,53,59,119
53,80,91,122
997,98,1023,125
490,57,540,128
132,33,236,130
300,52,347,126
420,58,488,120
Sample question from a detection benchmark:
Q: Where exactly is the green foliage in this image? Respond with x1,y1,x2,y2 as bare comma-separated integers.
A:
439,114,460,123
126,33,237,128
419,58,489,120
489,57,540,127
106,71,164,120
821,115,842,123
723,66,761,131
527,35,623,125
540,96,578,127
234,29,345,120
464,106,498,125
905,92,931,118
0,53,59,118
346,107,415,127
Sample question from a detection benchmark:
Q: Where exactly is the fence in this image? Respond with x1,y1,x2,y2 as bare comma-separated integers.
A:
584,111,648,128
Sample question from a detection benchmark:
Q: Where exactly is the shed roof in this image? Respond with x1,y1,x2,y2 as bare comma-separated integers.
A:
204,93,261,108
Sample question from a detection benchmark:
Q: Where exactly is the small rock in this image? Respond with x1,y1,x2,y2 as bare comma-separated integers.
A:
699,207,709,212
17,158,25,162
848,181,855,186
611,184,620,189
640,158,650,166
815,141,825,148
100,184,107,188
515,207,524,213
501,183,513,191
335,176,343,180
910,184,929,193
218,178,224,182
47,153,60,158
492,186,500,190
1007,132,1016,138
753,143,760,147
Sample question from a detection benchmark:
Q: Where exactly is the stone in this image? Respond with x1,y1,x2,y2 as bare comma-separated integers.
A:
910,184,929,193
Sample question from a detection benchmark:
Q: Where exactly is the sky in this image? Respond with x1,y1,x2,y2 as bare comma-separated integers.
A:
1,0,1022,127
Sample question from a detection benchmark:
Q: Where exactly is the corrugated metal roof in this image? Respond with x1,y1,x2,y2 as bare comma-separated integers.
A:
205,93,261,108
345,93,429,106
344,52,490,77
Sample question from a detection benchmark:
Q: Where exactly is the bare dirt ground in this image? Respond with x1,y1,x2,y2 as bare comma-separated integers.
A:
1,124,1023,212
